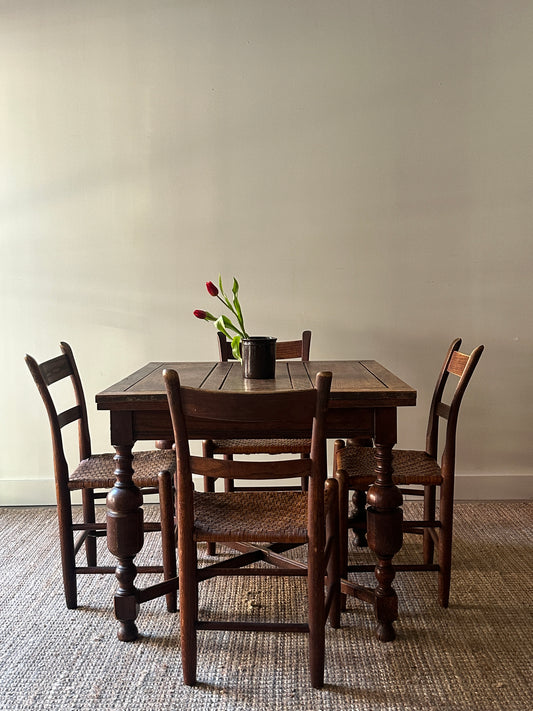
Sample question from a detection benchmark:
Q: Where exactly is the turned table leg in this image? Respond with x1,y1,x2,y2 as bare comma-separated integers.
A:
366,408,403,642
106,444,144,641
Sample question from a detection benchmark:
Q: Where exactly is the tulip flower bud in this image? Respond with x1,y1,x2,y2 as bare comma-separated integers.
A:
193,275,247,342
206,281,219,296
193,309,216,321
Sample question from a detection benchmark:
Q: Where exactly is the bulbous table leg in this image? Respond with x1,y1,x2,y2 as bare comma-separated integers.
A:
106,445,144,641
366,408,403,642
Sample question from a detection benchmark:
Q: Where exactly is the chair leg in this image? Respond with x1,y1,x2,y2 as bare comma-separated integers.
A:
180,541,198,685
307,543,325,688
223,454,234,493
158,470,177,613
437,482,454,608
325,478,340,629
81,488,97,567
58,491,77,609
155,440,174,450
351,489,368,547
335,469,349,612
202,442,217,497
343,438,372,548
202,441,217,556
301,452,309,491
423,485,436,565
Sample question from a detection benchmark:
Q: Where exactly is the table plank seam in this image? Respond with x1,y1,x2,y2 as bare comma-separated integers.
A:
198,363,220,389
359,360,389,389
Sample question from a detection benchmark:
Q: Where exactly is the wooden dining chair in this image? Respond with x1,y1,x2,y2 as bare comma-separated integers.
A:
163,368,339,688
334,339,484,609
25,342,177,612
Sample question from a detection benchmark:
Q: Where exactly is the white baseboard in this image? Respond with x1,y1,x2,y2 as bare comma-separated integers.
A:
453,473,532,501
1,480,60,506
0,480,163,507
1,473,531,507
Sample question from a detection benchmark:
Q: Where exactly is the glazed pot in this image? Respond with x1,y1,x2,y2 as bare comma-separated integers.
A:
241,337,277,379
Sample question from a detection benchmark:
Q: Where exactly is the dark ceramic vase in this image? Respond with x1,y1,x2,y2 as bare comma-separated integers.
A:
241,337,277,379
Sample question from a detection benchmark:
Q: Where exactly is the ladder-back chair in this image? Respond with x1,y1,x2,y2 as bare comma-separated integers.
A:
164,368,339,688
25,342,177,611
334,339,484,608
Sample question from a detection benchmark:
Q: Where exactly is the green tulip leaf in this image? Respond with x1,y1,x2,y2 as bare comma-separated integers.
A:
231,335,242,361
232,278,246,335
218,274,236,313
216,314,244,337
214,316,232,340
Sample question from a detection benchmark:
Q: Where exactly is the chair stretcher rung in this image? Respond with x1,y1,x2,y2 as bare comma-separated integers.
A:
72,522,161,531
76,565,165,574
197,621,309,633
198,567,307,580
346,563,440,573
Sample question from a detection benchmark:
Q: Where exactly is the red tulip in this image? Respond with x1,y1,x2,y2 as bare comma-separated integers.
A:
193,276,248,357
194,309,216,321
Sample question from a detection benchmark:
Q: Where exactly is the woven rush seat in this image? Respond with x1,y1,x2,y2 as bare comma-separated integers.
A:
69,449,176,490
192,489,335,543
207,438,311,456
337,445,443,488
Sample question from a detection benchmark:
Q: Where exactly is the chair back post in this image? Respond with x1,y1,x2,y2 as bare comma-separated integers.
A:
301,330,312,361
309,371,332,486
441,344,484,479
163,368,192,480
25,351,71,493
308,371,332,544
163,369,197,590
305,371,331,654
425,338,462,457
217,331,233,362
60,342,92,461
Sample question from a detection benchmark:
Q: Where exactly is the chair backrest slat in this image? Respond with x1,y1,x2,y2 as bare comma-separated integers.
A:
217,330,311,362
40,354,73,385
447,351,469,377
57,405,83,429
435,402,450,420
190,455,312,480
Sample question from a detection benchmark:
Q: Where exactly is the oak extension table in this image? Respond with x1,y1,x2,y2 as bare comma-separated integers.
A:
96,360,416,643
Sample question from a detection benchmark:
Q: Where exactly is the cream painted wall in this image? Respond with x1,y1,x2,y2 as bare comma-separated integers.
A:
1,1,532,505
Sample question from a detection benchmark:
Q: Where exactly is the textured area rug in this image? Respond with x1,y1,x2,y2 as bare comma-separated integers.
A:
0,501,531,710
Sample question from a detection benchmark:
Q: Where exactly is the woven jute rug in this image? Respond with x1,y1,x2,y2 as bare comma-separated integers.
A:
0,501,531,710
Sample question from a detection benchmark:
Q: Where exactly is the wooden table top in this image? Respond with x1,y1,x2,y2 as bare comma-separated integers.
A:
96,360,416,411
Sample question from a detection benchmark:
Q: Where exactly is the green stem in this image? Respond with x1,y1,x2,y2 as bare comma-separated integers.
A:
216,294,248,337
